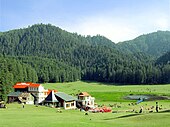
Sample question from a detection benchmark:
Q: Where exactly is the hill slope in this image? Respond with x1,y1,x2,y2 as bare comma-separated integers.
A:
156,51,170,65
0,24,117,58
0,24,169,86
117,31,170,57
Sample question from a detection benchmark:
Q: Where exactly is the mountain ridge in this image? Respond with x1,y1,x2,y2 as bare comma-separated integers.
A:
1,24,170,58
0,24,169,85
117,30,170,57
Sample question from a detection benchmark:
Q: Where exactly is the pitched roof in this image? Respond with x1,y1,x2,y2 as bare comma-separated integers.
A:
45,91,58,102
13,82,31,89
7,92,22,97
47,89,58,95
55,92,76,102
78,92,90,97
13,82,41,89
29,83,40,88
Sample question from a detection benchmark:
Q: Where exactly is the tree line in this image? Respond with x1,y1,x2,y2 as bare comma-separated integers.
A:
0,56,37,100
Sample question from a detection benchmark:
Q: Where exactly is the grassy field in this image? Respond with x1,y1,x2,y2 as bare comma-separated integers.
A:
0,81,170,127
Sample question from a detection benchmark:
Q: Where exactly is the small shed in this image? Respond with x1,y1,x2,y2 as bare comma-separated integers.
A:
55,92,77,110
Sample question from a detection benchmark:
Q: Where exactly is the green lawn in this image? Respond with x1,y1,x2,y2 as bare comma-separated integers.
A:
0,81,170,127
43,81,170,95
0,104,170,127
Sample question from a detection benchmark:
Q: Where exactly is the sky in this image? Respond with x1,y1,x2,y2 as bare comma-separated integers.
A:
0,0,170,43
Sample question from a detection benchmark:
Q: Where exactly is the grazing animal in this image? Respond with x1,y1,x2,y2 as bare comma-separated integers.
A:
159,107,162,110
85,113,88,115
57,110,62,113
117,105,121,108
149,110,153,113
151,106,154,109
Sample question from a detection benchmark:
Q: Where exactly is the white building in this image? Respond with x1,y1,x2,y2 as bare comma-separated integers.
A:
78,92,95,108
12,82,49,104
28,83,49,104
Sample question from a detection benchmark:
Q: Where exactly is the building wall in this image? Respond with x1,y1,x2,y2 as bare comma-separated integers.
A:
7,96,20,103
38,85,46,92
37,96,46,104
64,101,76,110
28,85,48,104
78,96,95,108
25,94,34,104
28,87,38,92
15,88,28,92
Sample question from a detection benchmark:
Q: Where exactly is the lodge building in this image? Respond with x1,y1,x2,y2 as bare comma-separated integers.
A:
7,82,95,110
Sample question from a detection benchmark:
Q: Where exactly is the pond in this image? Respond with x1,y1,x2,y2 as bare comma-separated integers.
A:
124,94,170,101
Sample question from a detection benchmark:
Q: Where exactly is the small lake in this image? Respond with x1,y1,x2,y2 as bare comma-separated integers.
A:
124,94,169,101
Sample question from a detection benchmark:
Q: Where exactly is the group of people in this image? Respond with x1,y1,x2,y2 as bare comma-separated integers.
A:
139,102,159,113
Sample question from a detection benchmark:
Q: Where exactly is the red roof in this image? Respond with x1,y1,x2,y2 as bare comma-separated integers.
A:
47,89,58,95
13,82,31,89
29,83,40,88
13,82,40,89
13,85,28,89
78,92,90,97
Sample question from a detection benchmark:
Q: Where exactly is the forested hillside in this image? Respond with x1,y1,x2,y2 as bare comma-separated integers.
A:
0,24,170,100
0,56,38,100
117,31,170,57
156,51,170,65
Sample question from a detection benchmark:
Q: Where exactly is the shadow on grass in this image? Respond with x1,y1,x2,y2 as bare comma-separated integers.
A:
103,113,142,120
158,109,170,113
104,110,170,120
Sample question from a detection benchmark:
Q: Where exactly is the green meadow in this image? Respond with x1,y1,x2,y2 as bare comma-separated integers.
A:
0,81,170,127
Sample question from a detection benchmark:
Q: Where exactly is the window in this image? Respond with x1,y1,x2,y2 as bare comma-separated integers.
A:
88,101,90,105
71,102,74,106
66,104,70,108
22,97,27,100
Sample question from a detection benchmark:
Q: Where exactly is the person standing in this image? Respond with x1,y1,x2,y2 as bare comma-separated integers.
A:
22,103,25,108
156,102,158,112
139,106,143,113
